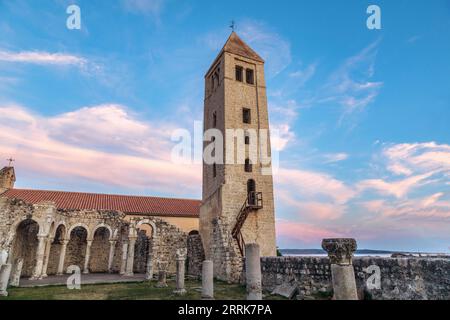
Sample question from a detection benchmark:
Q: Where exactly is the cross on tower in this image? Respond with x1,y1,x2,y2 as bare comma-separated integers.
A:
230,20,236,32
6,158,15,167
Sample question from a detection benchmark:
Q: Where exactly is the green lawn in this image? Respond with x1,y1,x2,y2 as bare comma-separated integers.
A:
0,279,286,300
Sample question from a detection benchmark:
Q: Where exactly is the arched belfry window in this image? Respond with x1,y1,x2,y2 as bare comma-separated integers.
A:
213,111,217,128
245,159,252,173
247,179,256,205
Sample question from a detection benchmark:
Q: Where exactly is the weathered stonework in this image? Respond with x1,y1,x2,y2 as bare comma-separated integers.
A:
0,196,192,285
200,32,277,283
261,256,450,300
186,232,205,277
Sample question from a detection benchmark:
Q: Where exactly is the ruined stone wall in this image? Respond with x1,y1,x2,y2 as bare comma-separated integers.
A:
151,218,188,274
261,256,450,300
186,233,205,277
0,196,190,278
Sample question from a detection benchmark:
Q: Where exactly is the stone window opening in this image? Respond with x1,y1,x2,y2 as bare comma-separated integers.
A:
245,159,252,173
236,66,243,82
213,111,217,128
213,163,217,178
246,68,254,85
247,179,256,205
243,108,251,124
245,132,250,145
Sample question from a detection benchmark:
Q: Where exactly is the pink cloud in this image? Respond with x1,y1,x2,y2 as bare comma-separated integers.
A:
276,168,356,205
0,104,201,196
357,172,434,198
276,219,345,245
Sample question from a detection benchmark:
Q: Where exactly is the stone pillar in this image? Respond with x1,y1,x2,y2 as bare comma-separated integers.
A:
201,260,214,300
0,264,12,297
83,240,93,274
41,237,53,278
245,243,262,300
156,261,168,288
125,237,137,276
145,252,153,280
322,238,358,300
119,240,128,275
108,240,117,273
57,240,69,275
174,253,187,295
9,258,24,287
31,235,47,280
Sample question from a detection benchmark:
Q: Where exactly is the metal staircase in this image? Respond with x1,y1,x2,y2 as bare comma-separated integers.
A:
232,191,263,256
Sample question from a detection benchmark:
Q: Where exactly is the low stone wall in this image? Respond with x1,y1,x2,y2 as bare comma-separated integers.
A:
261,256,450,300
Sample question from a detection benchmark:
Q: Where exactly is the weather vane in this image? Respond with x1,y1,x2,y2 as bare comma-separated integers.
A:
230,20,236,32
6,158,15,167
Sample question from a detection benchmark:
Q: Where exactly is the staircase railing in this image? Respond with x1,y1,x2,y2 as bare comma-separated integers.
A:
232,191,263,256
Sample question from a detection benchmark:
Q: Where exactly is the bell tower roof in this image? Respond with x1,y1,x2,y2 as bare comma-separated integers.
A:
221,32,264,63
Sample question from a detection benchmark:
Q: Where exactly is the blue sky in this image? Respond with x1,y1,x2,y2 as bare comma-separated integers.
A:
0,0,449,252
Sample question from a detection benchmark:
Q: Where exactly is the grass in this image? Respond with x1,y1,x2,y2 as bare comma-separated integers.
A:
0,278,286,300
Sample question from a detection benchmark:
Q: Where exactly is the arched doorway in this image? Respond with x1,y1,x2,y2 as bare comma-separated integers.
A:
90,227,111,273
247,179,256,205
65,226,88,271
134,223,154,274
11,219,39,278
46,224,66,275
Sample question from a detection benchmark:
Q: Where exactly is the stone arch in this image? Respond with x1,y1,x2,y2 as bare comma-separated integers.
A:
92,223,113,240
65,225,89,271
67,223,91,240
133,219,157,274
188,230,199,236
89,226,111,273
51,222,67,240
46,223,67,275
111,225,129,273
11,218,40,277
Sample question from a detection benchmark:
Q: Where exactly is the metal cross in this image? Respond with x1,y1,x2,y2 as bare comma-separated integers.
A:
6,158,14,167
230,20,236,32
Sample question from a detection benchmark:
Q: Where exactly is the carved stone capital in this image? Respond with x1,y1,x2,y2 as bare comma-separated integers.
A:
322,238,357,265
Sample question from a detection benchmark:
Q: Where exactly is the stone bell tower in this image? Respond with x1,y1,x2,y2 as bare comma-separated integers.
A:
199,32,276,282
0,166,15,194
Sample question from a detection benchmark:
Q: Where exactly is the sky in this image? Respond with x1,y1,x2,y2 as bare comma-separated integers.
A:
0,0,449,252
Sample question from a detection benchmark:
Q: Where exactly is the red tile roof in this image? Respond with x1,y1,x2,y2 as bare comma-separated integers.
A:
2,189,200,218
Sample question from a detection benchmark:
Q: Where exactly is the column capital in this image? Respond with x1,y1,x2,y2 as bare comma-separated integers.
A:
86,239,94,246
322,238,357,265
61,239,69,245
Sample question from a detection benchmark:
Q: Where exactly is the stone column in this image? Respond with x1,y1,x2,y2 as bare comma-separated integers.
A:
322,238,358,300
125,237,137,276
31,235,47,280
108,240,117,273
57,240,69,275
0,264,12,297
41,237,53,278
156,261,168,288
9,258,24,287
245,243,262,300
83,240,93,274
174,253,187,295
119,240,128,275
201,260,214,300
145,252,153,280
